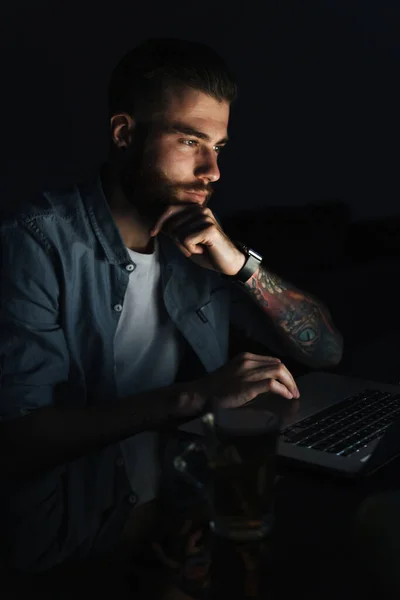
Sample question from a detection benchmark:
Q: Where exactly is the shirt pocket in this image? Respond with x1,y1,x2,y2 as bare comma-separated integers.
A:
195,286,230,360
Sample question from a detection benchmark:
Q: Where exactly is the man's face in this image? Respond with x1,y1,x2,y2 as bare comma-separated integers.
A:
119,86,230,223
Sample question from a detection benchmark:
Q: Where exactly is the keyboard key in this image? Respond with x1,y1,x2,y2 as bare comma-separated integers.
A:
326,443,347,454
296,434,326,447
340,449,353,457
282,388,400,452
284,430,312,444
309,441,333,451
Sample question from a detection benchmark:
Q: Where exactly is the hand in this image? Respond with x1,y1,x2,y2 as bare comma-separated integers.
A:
149,204,246,276
176,353,300,417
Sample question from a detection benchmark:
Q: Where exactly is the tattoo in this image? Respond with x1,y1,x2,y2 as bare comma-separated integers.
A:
251,270,287,297
245,266,343,367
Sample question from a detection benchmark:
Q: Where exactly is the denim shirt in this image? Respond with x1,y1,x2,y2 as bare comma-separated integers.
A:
0,177,281,572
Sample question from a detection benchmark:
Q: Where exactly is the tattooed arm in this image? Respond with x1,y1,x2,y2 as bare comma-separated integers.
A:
242,265,343,368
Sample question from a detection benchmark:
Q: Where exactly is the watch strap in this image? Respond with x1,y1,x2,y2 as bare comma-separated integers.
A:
233,243,263,283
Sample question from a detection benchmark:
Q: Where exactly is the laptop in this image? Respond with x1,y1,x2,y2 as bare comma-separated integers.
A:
180,371,400,477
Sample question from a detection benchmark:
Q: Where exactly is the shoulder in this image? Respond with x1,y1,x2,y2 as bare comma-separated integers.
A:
0,181,85,227
0,175,100,248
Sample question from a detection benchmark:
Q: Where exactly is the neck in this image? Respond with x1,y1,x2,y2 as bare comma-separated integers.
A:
100,163,154,253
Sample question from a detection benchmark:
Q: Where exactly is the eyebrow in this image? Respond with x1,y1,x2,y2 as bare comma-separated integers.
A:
167,122,229,145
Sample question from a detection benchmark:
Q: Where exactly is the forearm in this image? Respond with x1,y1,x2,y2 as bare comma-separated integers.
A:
243,265,343,368
0,383,199,477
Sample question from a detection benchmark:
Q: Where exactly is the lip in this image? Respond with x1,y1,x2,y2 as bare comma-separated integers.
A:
184,190,208,202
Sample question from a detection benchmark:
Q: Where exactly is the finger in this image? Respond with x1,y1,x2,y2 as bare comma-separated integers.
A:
266,365,299,398
162,208,206,235
150,205,189,237
172,238,193,258
172,222,212,255
249,377,294,400
171,216,211,240
268,378,297,399
245,365,298,398
237,352,282,364
179,230,213,255
275,362,300,397
234,354,282,376
253,361,299,398
149,210,173,238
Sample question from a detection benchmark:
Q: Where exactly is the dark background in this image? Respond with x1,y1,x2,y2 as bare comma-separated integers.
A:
0,0,399,220
1,0,400,382
1,6,400,596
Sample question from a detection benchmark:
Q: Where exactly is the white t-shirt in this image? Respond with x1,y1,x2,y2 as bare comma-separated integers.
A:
113,240,182,505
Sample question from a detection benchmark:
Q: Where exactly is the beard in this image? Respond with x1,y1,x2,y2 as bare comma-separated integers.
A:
118,146,214,228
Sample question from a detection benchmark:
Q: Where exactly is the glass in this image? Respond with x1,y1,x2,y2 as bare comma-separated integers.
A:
174,407,280,543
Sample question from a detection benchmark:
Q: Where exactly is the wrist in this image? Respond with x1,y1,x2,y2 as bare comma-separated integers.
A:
169,384,207,420
231,242,263,283
232,249,247,276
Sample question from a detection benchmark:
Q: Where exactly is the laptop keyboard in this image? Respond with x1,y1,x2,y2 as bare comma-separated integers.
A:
282,389,400,457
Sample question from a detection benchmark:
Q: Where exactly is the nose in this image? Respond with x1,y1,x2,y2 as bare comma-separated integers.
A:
195,147,221,184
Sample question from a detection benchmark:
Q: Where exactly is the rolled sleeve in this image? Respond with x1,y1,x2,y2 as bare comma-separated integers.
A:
0,220,69,421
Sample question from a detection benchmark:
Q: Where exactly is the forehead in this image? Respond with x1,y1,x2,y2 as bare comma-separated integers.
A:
156,86,230,137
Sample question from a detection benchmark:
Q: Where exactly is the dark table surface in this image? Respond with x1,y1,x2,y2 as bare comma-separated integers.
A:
268,445,400,599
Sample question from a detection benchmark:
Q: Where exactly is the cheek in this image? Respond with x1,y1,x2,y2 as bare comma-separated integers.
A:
158,149,194,181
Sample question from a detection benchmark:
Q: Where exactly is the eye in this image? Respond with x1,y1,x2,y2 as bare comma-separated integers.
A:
214,145,224,154
181,139,198,147
298,327,318,344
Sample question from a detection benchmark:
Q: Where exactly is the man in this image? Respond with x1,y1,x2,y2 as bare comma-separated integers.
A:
0,37,343,589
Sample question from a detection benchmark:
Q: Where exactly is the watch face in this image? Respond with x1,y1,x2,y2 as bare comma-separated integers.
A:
249,248,263,261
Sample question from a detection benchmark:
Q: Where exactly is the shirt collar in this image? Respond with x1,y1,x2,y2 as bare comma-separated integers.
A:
80,177,131,265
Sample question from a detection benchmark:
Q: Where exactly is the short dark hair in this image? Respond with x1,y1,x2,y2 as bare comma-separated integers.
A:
108,38,237,119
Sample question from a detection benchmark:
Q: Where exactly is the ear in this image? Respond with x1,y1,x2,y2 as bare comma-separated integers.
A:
110,113,135,149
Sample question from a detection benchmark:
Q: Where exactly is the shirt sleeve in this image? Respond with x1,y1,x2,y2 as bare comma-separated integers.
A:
0,220,70,421
229,282,288,357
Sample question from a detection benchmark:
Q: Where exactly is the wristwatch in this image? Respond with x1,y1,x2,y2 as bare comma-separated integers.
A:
233,242,263,283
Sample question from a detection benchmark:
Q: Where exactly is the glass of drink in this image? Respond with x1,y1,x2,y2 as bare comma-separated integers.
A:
173,407,280,543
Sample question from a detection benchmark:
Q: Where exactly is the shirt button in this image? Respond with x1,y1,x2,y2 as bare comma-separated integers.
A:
116,457,124,467
113,304,123,312
128,494,137,505
125,264,135,272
